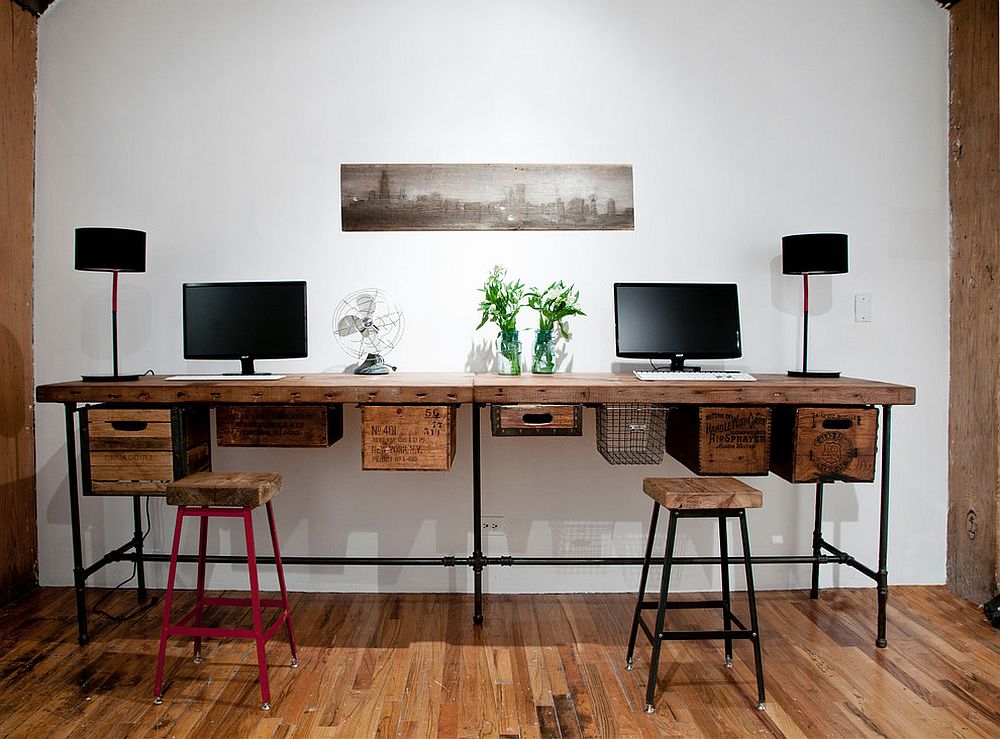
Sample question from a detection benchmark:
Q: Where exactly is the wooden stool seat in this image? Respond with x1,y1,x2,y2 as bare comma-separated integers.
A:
165,471,281,508
643,476,763,511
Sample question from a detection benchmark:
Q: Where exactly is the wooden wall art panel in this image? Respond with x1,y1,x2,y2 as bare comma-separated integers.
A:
341,163,634,231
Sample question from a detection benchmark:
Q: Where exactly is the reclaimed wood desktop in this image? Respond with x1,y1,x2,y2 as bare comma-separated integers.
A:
36,373,915,647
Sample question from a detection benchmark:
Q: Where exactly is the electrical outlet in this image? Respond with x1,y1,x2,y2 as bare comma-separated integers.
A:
482,516,505,535
855,293,872,322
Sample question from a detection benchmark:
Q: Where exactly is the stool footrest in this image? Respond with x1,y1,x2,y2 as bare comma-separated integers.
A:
201,596,286,609
656,628,756,641
638,599,727,611
166,610,291,642
637,613,751,646
173,600,285,629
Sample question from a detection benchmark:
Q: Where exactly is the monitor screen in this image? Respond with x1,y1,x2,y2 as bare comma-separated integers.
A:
614,282,741,370
182,281,308,375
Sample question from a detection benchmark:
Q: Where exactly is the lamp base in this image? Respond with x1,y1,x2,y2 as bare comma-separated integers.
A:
787,370,841,378
81,373,141,382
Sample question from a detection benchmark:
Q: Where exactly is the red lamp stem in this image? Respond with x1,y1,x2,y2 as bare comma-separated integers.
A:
111,270,120,376
801,273,810,374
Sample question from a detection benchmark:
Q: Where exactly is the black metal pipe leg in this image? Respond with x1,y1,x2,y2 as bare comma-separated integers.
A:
65,403,89,646
810,482,825,599
626,502,660,669
472,403,484,625
876,405,892,648
645,510,678,714
739,510,766,711
719,515,733,667
133,496,147,602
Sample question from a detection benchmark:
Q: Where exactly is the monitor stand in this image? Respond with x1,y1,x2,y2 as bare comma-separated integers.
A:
668,356,700,372
221,357,273,376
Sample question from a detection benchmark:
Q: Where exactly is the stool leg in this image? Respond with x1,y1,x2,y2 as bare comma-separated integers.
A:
718,515,733,668
153,507,186,704
266,501,299,667
739,509,766,711
243,508,272,711
645,510,678,714
626,501,660,670
193,512,208,664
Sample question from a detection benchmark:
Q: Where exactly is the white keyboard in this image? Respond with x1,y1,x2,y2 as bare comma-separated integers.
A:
164,374,286,381
633,370,756,382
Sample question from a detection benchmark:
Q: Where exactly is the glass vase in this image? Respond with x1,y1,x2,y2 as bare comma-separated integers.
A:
496,329,522,376
532,328,556,374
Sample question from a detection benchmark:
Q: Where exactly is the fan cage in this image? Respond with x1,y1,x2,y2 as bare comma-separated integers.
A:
596,403,667,465
333,289,405,362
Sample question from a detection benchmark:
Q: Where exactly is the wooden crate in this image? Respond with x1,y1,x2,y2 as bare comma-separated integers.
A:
216,404,343,447
490,404,582,436
664,406,771,476
361,405,457,471
770,406,879,483
80,406,210,495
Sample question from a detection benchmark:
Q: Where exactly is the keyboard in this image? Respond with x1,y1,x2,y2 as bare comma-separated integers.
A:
633,370,756,382
164,374,286,381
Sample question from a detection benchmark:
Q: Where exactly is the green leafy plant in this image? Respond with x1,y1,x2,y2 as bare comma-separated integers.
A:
526,280,585,339
476,265,526,332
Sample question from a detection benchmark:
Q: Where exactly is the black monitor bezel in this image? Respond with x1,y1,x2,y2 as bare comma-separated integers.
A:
613,282,742,362
182,280,309,365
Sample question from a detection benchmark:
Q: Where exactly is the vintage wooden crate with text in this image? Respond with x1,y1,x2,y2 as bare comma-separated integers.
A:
216,404,343,447
770,406,879,483
664,405,771,475
80,405,210,495
361,405,457,471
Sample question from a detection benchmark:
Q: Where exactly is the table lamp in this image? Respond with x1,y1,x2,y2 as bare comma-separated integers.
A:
75,227,147,382
782,233,848,378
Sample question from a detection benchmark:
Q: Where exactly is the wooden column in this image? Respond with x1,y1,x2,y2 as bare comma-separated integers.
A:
947,0,1000,602
0,0,37,604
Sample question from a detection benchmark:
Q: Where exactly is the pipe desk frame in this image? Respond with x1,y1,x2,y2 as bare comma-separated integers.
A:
37,373,915,648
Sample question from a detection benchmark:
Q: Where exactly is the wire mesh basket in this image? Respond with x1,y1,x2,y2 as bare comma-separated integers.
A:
596,404,668,465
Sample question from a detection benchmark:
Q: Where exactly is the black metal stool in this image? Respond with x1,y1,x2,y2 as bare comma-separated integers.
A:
626,477,766,712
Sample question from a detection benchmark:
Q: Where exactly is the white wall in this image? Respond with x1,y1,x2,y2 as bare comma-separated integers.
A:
33,0,949,595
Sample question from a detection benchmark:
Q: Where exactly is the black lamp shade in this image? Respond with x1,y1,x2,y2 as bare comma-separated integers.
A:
75,227,147,273
781,233,848,275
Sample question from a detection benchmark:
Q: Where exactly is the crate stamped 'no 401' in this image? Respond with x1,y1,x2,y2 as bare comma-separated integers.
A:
361,405,457,471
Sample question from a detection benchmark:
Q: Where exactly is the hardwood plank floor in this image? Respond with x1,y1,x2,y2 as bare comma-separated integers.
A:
0,586,996,737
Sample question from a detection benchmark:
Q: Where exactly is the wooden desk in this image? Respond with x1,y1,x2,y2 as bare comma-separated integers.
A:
472,372,914,405
37,372,915,647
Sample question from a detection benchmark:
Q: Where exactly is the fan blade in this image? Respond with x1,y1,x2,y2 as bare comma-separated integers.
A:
336,314,364,336
355,293,377,318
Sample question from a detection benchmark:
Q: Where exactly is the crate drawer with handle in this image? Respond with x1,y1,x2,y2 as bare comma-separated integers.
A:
80,406,211,495
490,404,583,436
770,406,879,483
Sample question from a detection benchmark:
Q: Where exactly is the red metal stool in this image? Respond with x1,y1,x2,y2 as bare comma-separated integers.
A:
153,471,298,711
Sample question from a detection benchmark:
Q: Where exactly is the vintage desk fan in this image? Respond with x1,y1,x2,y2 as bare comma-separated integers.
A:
333,288,405,374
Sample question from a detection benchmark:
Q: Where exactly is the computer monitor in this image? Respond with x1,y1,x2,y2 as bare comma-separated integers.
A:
614,282,742,371
182,280,308,375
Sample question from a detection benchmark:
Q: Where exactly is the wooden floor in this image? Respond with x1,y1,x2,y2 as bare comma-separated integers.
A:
0,586,997,737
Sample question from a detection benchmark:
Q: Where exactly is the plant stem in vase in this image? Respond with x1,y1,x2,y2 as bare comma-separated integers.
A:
497,328,522,376
532,328,555,374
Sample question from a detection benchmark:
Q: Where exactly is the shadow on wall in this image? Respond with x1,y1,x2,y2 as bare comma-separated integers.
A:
466,337,494,372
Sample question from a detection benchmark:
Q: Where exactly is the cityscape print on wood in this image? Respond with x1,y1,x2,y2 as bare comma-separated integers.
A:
341,163,634,231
